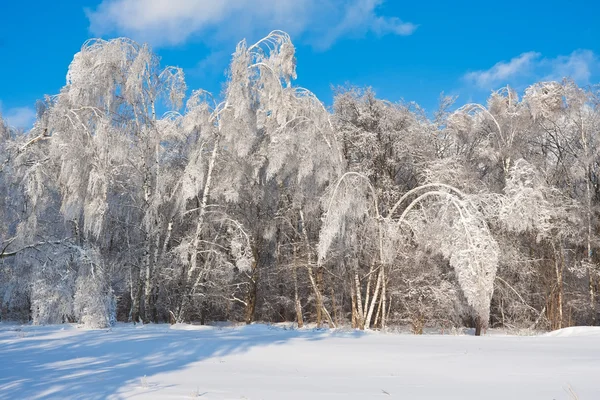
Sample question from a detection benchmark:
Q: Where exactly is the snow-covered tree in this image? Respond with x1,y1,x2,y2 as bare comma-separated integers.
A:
2,31,600,334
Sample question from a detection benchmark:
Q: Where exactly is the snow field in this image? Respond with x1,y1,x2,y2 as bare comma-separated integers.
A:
1,323,599,399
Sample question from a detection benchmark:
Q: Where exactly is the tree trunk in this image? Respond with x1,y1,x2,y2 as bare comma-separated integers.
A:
350,282,358,329
590,272,596,325
128,267,135,322
142,242,152,323
307,266,322,327
354,271,364,329
552,243,564,330
306,265,335,328
363,262,375,322
581,122,595,324
381,266,387,329
364,267,383,329
244,256,258,324
373,290,383,328
145,217,162,323
131,268,144,323
140,128,160,324
330,286,338,327
558,259,564,329
177,140,219,323
293,246,303,328
475,316,482,336
299,210,333,328
316,266,324,327
187,147,217,281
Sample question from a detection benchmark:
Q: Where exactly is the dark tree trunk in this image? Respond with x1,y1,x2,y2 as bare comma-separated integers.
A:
244,256,258,324
475,316,483,336
130,270,144,323
315,266,324,327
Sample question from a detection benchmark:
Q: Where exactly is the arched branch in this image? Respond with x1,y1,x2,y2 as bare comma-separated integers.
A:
387,182,475,220
455,103,505,145
323,171,380,225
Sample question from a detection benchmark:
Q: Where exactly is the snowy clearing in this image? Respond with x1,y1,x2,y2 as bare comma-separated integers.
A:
1,324,599,399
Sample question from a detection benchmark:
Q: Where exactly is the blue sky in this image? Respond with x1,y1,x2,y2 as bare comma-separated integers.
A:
1,0,599,129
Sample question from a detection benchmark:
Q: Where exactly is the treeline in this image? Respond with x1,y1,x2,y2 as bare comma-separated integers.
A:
1,31,599,333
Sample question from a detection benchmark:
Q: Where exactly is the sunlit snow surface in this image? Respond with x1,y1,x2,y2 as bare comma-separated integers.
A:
1,323,599,399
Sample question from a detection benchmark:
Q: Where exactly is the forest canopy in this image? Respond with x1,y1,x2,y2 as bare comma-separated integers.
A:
1,31,599,334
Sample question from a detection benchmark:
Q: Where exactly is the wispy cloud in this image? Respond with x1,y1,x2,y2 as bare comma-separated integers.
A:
464,50,600,90
0,103,36,130
464,52,540,89
313,0,417,50
86,0,417,50
543,50,598,82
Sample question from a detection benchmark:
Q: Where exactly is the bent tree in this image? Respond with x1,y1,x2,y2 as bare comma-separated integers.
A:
319,172,499,334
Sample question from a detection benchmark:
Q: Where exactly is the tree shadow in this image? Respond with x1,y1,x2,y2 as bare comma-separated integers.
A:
0,323,365,399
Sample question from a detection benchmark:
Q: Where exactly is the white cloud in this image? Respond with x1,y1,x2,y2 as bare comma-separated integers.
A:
464,52,541,89
0,104,36,130
315,0,417,50
464,50,600,90
543,50,597,83
86,0,417,49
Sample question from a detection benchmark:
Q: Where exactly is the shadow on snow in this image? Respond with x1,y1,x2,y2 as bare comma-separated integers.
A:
0,323,365,399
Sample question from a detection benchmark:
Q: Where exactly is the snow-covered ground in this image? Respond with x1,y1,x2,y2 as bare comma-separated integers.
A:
1,323,599,399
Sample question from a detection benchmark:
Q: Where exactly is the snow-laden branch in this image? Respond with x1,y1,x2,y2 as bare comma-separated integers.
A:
319,173,499,331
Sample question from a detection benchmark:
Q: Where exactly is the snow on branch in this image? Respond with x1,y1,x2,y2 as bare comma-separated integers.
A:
319,174,499,328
